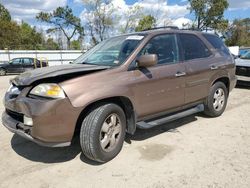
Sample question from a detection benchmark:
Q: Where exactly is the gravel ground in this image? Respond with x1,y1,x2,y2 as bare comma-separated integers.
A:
0,75,250,188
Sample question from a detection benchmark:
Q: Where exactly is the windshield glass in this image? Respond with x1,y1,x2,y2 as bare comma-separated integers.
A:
241,51,250,59
73,35,145,66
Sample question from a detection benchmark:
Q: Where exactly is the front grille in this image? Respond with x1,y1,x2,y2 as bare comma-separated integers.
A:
6,109,23,122
236,66,250,76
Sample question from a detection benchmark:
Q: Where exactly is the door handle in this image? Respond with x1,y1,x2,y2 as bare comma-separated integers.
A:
175,71,186,77
210,65,219,70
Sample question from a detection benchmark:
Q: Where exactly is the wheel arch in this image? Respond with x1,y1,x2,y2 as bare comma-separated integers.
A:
74,96,137,138
211,77,230,93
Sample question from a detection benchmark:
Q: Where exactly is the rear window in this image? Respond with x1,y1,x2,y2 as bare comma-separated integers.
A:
179,34,211,61
203,34,230,56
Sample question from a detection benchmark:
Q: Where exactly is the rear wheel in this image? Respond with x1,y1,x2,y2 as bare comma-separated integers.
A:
0,68,6,76
80,103,126,163
204,81,228,117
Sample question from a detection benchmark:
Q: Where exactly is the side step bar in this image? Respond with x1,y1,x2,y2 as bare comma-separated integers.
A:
137,104,204,129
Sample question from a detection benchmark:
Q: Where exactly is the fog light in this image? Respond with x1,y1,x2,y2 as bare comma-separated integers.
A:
24,116,33,126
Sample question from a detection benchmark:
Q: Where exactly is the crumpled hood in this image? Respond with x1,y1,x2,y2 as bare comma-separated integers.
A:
11,64,110,86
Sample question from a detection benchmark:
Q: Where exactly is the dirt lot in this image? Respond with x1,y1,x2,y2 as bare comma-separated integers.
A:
0,75,249,188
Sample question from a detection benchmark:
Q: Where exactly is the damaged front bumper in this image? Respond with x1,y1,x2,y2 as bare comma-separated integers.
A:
2,85,82,147
2,111,71,147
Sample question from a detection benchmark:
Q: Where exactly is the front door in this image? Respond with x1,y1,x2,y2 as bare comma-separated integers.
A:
8,58,23,73
131,34,186,119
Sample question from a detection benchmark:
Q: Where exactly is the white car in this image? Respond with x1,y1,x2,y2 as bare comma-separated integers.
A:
235,51,250,82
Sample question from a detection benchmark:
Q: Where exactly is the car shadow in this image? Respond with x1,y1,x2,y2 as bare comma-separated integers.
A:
11,134,81,163
125,114,198,143
11,134,102,165
11,114,199,164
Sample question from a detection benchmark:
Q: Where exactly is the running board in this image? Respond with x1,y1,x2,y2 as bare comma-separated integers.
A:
137,104,204,129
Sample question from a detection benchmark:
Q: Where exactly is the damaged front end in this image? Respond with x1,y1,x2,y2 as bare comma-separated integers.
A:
2,64,109,147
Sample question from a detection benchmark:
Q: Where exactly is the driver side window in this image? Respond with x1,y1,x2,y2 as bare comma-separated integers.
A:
11,59,21,65
139,34,179,65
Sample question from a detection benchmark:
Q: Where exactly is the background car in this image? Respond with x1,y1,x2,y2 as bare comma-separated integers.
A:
0,57,48,76
239,47,250,57
235,51,250,82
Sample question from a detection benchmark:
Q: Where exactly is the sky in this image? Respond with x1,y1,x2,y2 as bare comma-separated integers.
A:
1,0,250,29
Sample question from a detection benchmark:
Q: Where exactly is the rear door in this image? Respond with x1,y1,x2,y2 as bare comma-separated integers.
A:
179,33,213,104
131,34,186,118
22,58,34,72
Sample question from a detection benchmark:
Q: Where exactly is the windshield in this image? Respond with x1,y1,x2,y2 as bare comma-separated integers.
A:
241,51,250,59
74,35,145,66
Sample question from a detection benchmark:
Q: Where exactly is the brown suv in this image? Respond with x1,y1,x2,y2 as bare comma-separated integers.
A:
2,28,236,162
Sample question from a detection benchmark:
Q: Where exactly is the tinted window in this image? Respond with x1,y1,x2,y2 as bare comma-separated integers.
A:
242,51,250,59
139,34,179,65
180,34,211,61
23,58,33,65
11,59,21,65
203,34,230,56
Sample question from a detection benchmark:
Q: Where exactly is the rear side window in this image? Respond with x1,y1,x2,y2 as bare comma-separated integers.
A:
179,34,211,61
23,58,33,65
203,34,230,56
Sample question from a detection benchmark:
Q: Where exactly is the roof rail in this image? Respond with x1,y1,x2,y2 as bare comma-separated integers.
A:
142,26,179,31
181,28,201,31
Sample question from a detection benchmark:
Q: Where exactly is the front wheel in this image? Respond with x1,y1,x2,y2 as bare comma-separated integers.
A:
204,81,228,117
80,103,126,163
0,68,6,76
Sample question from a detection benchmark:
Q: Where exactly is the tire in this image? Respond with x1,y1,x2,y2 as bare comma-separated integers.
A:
80,103,126,163
0,68,6,76
204,81,228,117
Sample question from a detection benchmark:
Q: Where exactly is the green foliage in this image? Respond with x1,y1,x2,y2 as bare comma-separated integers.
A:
19,22,43,50
70,40,81,50
0,20,20,49
36,6,84,49
226,18,250,47
0,3,11,22
0,20,59,50
44,38,60,50
135,15,156,32
188,0,229,31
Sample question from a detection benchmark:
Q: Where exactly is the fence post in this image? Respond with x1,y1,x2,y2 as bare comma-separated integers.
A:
60,50,63,65
5,48,10,61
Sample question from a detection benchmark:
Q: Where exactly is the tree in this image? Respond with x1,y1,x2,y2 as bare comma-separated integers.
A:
135,15,156,32
226,18,250,47
70,40,81,50
0,20,20,49
0,3,11,22
82,0,117,45
18,22,44,50
44,38,60,50
188,0,229,31
36,6,84,49
119,5,143,33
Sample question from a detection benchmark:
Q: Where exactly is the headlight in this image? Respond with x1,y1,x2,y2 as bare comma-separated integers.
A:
30,83,65,99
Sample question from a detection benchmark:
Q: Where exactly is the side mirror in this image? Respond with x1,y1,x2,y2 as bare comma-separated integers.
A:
136,54,158,68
